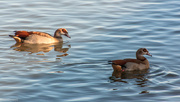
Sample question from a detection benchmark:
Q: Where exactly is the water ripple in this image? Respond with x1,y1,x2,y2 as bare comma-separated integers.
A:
0,0,180,101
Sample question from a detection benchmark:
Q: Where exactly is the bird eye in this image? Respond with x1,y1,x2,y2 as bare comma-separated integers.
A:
143,49,147,52
62,29,67,33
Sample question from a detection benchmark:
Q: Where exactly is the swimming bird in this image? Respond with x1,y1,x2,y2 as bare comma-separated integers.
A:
108,48,152,71
9,28,70,44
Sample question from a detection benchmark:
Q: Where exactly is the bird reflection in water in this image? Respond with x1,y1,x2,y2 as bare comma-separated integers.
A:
112,69,149,79
109,69,150,94
109,68,150,94
110,69,149,81
10,42,71,56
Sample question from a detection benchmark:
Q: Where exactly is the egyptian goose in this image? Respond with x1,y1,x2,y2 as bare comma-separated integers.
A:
9,28,70,44
108,48,152,72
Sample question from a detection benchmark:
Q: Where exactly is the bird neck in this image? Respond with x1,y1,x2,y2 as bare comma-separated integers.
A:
136,53,146,61
54,30,62,39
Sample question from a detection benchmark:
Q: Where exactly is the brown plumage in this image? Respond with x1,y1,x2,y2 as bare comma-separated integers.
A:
108,48,152,71
9,28,70,44
14,31,52,39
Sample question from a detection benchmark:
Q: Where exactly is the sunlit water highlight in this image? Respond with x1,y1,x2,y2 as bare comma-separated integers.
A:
0,0,180,102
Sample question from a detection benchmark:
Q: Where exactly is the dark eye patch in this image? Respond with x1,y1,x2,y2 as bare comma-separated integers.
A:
62,29,68,33
143,48,147,52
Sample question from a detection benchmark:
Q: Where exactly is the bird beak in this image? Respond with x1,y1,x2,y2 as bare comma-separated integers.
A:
65,33,71,38
147,52,152,57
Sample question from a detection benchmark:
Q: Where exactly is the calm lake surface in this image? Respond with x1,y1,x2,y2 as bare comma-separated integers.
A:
0,0,180,101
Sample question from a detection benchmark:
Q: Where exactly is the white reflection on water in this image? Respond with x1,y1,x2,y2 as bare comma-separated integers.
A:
0,0,180,102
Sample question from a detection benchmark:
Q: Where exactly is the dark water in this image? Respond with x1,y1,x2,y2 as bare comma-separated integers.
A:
0,0,180,102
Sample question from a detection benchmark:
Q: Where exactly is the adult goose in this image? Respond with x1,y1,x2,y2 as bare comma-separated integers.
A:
108,48,152,72
9,28,70,44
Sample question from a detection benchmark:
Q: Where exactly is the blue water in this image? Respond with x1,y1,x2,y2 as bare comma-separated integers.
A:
0,0,180,102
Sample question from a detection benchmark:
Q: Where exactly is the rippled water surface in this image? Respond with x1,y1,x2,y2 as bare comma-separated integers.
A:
1,0,180,101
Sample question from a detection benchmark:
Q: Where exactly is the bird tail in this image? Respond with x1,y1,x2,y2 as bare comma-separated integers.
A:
108,60,113,64
9,35,23,43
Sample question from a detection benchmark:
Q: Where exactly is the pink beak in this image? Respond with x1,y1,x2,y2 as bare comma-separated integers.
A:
147,52,152,57
65,33,71,38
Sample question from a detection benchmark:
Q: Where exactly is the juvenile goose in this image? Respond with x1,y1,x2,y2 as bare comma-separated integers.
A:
108,48,152,71
9,28,70,44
